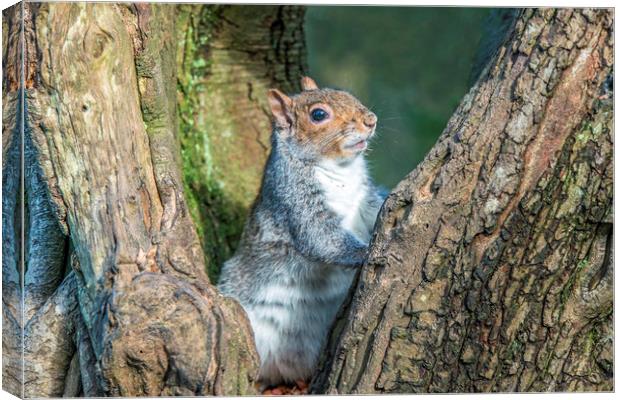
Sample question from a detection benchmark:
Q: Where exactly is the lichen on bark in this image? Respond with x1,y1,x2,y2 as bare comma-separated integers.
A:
176,5,307,281
5,4,613,397
15,3,261,396
176,4,242,283
312,8,613,394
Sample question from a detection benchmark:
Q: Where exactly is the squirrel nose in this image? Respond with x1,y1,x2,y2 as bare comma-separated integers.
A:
363,113,377,129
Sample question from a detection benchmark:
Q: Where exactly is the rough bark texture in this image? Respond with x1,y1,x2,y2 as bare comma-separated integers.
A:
3,2,297,396
2,3,24,398
3,5,614,397
176,4,307,281
312,8,613,393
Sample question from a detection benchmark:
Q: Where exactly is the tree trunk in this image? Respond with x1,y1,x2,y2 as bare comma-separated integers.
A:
2,5,613,397
2,2,303,396
2,3,25,397
176,4,306,281
312,8,613,393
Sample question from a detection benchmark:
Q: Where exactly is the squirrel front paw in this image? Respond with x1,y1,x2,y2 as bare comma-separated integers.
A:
337,241,369,268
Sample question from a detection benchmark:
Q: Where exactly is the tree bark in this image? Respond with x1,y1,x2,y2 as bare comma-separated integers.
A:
4,2,308,397
312,8,613,393
3,5,613,397
1,2,309,396
2,3,24,398
176,4,306,281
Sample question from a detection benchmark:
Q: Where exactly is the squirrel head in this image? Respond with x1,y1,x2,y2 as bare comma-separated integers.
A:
267,77,377,161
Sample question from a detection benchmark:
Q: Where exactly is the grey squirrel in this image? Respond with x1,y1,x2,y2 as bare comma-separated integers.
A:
217,76,386,387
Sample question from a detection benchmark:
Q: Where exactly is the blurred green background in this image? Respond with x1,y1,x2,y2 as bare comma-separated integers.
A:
306,6,492,189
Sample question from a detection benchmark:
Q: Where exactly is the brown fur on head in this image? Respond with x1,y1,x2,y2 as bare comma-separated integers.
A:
267,77,377,161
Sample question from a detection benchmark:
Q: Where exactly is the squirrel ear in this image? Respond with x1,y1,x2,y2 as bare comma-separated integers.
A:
301,76,319,91
267,89,294,130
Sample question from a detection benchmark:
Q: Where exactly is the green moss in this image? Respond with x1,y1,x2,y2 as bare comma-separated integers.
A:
575,97,611,144
559,258,588,306
585,327,599,351
177,5,249,282
505,338,523,361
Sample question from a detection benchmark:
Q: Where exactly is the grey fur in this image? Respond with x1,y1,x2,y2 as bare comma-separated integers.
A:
218,126,385,386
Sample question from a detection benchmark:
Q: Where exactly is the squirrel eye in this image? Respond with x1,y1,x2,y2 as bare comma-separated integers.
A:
310,108,328,122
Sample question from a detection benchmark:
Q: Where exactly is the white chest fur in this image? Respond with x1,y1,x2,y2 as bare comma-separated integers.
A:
246,265,355,385
314,156,371,243
239,157,379,385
